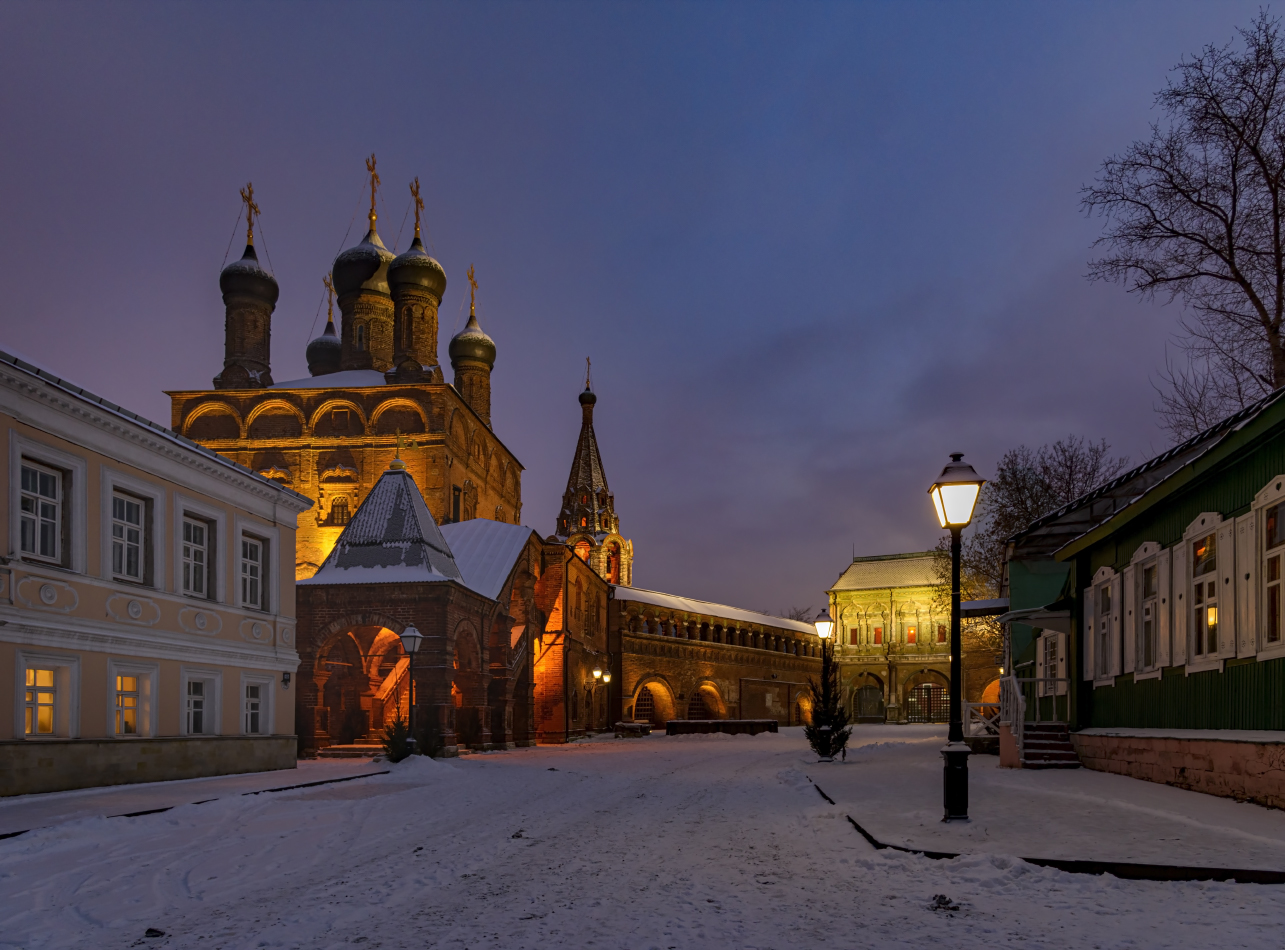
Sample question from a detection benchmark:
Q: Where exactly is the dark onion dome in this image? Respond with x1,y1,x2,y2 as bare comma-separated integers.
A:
388,235,447,299
219,244,279,306
448,313,496,368
579,385,596,406
306,314,342,376
332,227,395,298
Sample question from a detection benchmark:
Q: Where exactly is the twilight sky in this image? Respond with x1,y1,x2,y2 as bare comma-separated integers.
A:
0,1,1265,614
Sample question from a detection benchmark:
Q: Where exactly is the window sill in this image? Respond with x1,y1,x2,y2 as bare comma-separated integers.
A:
1093,676,1115,689
1134,668,1163,682
1185,658,1224,675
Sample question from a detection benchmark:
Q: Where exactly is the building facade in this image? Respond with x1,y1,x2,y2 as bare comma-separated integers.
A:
170,174,521,582
1007,387,1285,805
0,350,311,795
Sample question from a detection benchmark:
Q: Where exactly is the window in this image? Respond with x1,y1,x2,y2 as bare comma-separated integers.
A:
24,668,56,736
116,675,139,735
332,408,349,428
355,324,366,351
873,626,883,645
1140,563,1158,670
331,497,350,526
20,462,60,562
1097,583,1112,677
187,680,206,735
906,624,917,644
1193,533,1217,657
183,518,209,596
1267,501,1285,646
452,486,461,523
937,624,947,644
112,493,143,580
241,537,265,609
244,683,263,734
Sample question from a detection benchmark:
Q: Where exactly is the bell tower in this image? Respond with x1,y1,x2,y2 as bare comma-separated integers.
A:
387,177,447,383
213,183,277,389
334,155,395,372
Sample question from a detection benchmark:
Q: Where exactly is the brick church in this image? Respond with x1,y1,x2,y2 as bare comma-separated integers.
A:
175,166,824,754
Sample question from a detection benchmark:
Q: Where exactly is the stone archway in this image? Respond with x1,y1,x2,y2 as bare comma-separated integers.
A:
453,621,490,749
630,677,677,725
903,669,949,723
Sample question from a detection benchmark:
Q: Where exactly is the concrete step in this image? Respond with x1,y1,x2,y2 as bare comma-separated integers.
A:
318,744,383,759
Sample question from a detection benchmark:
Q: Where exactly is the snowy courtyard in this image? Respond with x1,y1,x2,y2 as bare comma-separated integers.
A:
2,726,1284,949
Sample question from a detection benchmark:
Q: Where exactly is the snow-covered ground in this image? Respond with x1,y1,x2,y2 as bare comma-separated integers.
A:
2,726,1284,949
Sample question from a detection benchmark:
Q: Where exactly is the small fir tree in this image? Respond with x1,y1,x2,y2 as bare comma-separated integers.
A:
805,640,852,760
381,709,413,763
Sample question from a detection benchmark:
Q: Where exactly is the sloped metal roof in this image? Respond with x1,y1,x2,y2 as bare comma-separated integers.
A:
300,467,463,586
613,586,816,634
440,520,538,601
829,552,938,592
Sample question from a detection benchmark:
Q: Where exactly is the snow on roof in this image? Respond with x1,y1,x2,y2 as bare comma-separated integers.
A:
0,348,311,508
300,467,464,586
271,369,390,390
440,520,539,601
612,586,816,634
830,553,938,592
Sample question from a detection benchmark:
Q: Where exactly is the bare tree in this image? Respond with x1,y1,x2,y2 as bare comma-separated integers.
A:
783,606,814,622
1083,12,1285,440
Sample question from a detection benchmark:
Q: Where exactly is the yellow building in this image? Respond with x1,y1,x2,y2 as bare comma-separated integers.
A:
0,349,311,794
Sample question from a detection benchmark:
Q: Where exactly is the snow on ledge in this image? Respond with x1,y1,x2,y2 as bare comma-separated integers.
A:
1076,727,1285,745
612,586,816,634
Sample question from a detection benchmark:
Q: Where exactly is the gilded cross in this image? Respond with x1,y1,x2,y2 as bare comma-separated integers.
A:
410,177,424,238
239,182,260,245
585,356,592,389
365,153,380,226
467,264,478,316
323,274,335,323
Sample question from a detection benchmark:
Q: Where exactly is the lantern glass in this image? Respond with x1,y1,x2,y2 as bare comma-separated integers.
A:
593,668,602,679
928,454,985,528
602,673,612,683
400,625,424,655
813,609,834,640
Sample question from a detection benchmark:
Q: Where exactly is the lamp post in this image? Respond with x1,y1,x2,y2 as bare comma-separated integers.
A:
928,453,985,822
400,625,423,754
811,607,840,758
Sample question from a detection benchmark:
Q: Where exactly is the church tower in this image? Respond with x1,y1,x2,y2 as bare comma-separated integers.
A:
213,184,277,389
334,155,395,372
387,177,447,383
554,369,633,586
449,265,496,426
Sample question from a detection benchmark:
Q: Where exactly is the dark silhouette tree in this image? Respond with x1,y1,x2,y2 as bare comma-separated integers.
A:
805,636,852,760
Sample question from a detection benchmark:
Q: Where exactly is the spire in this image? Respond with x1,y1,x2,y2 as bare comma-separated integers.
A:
365,153,380,231
556,376,612,540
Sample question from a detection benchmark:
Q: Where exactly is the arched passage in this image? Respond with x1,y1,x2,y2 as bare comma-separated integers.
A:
903,670,949,723
630,677,676,725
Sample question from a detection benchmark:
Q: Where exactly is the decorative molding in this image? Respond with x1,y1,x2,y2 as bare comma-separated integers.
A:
179,606,222,636
240,618,273,644
0,568,10,605
276,624,295,647
16,576,78,613
106,592,161,626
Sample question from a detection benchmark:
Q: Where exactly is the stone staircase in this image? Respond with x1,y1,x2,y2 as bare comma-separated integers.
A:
317,742,384,759
1021,723,1081,769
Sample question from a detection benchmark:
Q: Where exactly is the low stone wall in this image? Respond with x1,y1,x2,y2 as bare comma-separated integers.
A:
665,720,778,736
0,735,297,796
1071,732,1285,810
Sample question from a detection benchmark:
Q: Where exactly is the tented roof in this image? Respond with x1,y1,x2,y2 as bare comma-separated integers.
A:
440,520,538,601
829,553,938,592
613,586,816,634
300,467,463,586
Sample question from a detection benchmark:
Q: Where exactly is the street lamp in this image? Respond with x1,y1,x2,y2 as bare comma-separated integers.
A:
928,453,985,821
813,608,834,641
400,625,424,754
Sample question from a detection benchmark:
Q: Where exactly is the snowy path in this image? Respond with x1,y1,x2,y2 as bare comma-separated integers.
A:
0,728,1282,949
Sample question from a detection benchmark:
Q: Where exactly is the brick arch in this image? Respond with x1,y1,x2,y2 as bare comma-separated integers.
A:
689,680,727,719
630,675,677,725
371,399,428,435
309,399,368,435
183,402,244,441
246,400,306,439
447,408,468,449
311,612,408,665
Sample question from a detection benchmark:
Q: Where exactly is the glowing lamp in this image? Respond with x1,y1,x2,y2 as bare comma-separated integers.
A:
400,625,423,655
928,454,985,528
602,672,612,684
813,608,834,640
593,667,603,679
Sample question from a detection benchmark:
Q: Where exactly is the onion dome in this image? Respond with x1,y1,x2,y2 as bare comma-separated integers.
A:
332,227,394,298
306,314,342,376
579,385,596,407
388,235,447,298
219,244,279,306
448,313,496,368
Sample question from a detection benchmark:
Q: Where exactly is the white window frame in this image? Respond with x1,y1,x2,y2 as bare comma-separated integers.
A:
9,433,87,574
1036,630,1068,696
19,460,62,564
1129,542,1165,681
234,517,279,614
240,673,275,735
1089,566,1119,688
13,651,80,739
1255,476,1285,662
107,659,159,738
1182,512,1226,674
99,467,165,590
180,667,222,736
111,491,145,582
174,494,227,603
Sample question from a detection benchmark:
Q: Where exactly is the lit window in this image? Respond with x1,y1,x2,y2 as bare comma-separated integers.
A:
241,538,264,609
187,680,206,734
873,626,883,645
245,684,262,734
19,462,60,561
112,494,143,579
331,497,350,526
906,624,917,644
183,518,208,596
116,675,139,735
937,624,947,644
24,669,56,735
1192,533,1217,657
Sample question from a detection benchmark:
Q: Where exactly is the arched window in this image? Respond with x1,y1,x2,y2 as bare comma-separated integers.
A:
331,497,350,526
356,324,366,351
571,689,580,721
606,542,620,584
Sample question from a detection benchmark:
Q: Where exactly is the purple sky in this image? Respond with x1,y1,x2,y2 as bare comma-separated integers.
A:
0,2,1264,614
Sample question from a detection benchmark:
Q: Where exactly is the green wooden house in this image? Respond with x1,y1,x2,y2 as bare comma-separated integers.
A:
1005,388,1285,806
